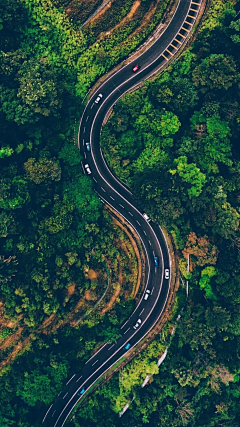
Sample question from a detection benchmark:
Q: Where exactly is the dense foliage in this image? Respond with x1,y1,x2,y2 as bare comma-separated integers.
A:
0,0,240,426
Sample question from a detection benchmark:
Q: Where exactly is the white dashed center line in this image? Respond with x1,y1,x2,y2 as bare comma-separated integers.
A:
108,344,115,351
92,359,98,367
62,392,68,400
124,327,130,335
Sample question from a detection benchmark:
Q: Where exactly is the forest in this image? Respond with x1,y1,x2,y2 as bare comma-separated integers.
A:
0,0,240,426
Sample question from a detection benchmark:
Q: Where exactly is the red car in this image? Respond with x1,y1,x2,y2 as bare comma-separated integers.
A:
132,64,140,72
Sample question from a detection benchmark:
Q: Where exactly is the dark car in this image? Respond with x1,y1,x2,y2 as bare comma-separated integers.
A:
154,256,159,268
132,64,140,72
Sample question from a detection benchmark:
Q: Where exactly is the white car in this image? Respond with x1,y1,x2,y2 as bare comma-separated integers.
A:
165,269,170,279
84,164,92,175
144,290,151,300
143,213,151,222
95,93,103,104
133,318,142,330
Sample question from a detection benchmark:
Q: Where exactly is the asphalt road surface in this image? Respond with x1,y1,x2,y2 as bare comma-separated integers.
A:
42,0,202,425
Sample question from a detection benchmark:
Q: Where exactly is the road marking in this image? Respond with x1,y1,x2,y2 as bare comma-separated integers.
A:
83,127,86,133
124,327,130,335
166,48,173,55
76,376,82,383
108,343,115,351
93,177,97,182
136,220,141,226
191,1,200,4
185,19,192,25
92,359,98,366
139,308,145,316
187,13,196,18
151,287,154,295
143,230,147,236
91,104,94,109
162,53,168,61
66,374,76,385
128,211,133,216
148,240,152,246
42,404,53,423
52,410,56,418
84,152,87,158
182,26,190,32
86,116,89,122
58,392,62,396
83,139,85,145
63,392,68,400
110,195,115,200
119,204,125,209
174,37,181,44
101,186,106,192
178,31,185,38
170,43,177,49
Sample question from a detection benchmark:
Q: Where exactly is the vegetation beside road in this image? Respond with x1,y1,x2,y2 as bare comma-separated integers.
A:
0,0,240,426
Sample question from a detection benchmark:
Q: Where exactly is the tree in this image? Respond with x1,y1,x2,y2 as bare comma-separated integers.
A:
169,156,206,198
192,54,237,92
24,157,61,184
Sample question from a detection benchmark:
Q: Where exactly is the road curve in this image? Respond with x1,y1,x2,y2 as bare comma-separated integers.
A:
42,0,202,425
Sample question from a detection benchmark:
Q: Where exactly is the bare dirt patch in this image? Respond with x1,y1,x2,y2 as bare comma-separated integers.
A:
105,0,141,35
88,269,98,280
67,282,76,297
90,0,112,24
101,284,121,314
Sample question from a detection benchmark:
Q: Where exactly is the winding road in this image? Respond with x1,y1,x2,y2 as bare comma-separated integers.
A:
42,0,202,425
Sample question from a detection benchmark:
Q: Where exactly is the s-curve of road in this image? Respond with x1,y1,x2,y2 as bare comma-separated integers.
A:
42,0,202,425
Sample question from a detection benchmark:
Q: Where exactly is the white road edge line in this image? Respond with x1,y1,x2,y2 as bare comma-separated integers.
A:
42,404,53,423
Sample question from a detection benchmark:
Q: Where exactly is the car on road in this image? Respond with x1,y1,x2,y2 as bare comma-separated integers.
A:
95,93,103,104
143,213,151,222
86,142,91,152
144,289,151,300
154,256,159,268
77,388,85,396
133,318,142,330
125,343,131,350
132,64,140,72
84,164,92,175
165,269,170,279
